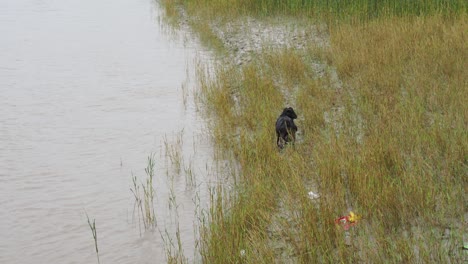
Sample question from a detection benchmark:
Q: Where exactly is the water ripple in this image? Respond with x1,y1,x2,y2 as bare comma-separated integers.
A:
0,0,212,262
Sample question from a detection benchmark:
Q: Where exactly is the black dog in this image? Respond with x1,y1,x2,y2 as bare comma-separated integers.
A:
275,107,298,148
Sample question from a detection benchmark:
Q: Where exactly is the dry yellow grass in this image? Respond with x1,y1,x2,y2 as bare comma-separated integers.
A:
330,15,467,223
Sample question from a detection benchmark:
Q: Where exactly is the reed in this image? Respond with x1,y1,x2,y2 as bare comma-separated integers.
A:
130,154,157,234
164,132,184,175
86,213,100,264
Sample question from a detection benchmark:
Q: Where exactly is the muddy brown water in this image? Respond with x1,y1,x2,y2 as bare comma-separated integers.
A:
0,0,216,263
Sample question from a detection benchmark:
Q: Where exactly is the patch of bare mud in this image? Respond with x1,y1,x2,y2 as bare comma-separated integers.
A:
209,18,329,66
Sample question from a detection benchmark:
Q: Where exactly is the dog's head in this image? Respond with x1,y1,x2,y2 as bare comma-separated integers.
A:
281,107,297,119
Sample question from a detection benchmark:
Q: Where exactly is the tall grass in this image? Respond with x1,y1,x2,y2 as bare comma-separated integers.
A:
203,18,465,264
163,0,466,21
160,0,467,262
331,14,466,221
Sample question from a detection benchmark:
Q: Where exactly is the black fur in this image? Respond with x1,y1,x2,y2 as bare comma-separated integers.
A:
275,107,298,148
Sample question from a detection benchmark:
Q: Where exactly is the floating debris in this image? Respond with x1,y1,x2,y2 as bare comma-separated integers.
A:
335,211,361,230
307,191,320,200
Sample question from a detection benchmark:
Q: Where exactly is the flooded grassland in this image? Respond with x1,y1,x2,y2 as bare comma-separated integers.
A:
162,2,467,263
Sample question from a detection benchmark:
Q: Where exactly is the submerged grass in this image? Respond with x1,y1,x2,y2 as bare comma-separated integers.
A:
130,154,157,235
161,0,467,262
86,213,100,264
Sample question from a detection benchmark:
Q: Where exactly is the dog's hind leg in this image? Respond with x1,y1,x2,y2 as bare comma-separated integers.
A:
277,135,285,149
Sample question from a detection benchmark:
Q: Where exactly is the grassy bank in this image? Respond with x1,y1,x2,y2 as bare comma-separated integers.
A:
161,1,467,262
164,0,466,21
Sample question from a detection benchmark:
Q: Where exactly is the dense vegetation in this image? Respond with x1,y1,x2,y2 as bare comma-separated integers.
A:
174,0,466,20
161,0,467,262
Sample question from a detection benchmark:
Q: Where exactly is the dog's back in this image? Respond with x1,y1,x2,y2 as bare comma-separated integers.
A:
276,116,296,136
276,107,298,148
